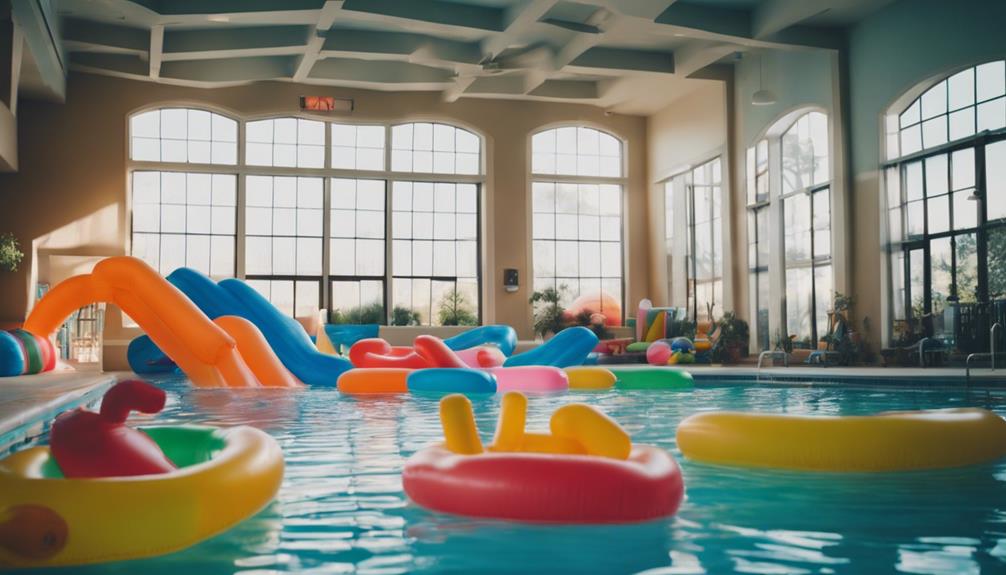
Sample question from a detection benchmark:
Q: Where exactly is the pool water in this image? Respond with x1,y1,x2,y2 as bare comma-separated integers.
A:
27,379,1006,574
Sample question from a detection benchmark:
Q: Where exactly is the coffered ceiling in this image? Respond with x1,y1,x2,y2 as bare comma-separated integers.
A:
54,0,895,115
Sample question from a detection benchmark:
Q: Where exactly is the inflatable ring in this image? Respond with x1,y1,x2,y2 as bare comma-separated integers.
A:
404,445,682,523
677,408,1006,472
403,393,683,523
0,425,283,568
610,367,694,390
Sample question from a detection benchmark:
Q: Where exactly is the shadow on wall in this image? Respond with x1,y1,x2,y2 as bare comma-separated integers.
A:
0,203,126,326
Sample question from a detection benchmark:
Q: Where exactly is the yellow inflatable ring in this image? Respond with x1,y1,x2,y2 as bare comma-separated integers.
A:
0,425,283,568
676,408,1006,472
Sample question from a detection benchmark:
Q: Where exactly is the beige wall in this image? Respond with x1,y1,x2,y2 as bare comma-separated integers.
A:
645,82,728,307
0,72,649,346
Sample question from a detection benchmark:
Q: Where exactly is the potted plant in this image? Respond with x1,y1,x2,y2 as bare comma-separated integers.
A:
530,285,567,340
0,233,23,272
712,311,749,364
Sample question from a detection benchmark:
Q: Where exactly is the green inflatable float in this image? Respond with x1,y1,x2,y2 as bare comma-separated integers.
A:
609,367,695,390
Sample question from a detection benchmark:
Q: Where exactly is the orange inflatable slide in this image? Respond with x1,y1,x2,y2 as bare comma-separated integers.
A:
23,257,299,388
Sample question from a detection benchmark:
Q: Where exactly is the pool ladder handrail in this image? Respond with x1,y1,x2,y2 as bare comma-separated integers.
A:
964,321,1002,385
756,350,788,383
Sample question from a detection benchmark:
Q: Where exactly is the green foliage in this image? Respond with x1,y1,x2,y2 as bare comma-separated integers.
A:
390,306,421,326
437,288,478,326
0,233,23,272
831,291,856,314
331,302,385,325
712,311,749,363
530,285,567,339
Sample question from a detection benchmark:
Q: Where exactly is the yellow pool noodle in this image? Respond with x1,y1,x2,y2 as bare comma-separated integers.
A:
440,394,484,455
550,404,631,460
492,391,527,451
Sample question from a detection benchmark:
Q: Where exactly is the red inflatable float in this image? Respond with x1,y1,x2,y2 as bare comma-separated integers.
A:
402,393,684,523
49,380,176,478
349,335,467,369
403,444,682,523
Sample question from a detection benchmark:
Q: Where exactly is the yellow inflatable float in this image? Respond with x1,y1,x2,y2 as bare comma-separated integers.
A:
0,425,283,568
676,408,1006,472
564,366,617,390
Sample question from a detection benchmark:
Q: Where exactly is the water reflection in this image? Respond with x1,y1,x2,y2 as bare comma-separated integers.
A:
19,379,1006,574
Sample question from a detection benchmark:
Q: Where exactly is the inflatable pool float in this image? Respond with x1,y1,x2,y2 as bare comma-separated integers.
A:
565,366,616,390
403,393,683,523
443,325,518,357
408,368,497,393
337,368,412,394
349,336,467,369
503,327,598,368
610,367,694,390
0,382,283,567
676,408,1006,472
489,366,568,392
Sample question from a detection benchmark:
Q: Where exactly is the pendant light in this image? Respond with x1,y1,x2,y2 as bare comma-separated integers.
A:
752,52,777,106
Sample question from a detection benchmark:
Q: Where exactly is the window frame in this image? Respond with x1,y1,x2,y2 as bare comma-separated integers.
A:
776,111,833,347
127,105,485,326
884,60,1006,341
529,125,628,316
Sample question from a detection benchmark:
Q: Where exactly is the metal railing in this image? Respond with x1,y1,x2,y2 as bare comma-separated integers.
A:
757,350,789,369
964,322,1002,385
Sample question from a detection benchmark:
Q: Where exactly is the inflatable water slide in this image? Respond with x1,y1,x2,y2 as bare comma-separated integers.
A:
22,257,300,388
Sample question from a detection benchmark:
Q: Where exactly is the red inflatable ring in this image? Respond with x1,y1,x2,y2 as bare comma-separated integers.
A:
402,444,684,523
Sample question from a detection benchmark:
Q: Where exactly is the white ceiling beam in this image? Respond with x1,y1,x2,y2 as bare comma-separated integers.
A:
521,30,600,94
481,0,559,59
149,25,163,79
443,75,477,102
672,40,738,78
294,0,343,82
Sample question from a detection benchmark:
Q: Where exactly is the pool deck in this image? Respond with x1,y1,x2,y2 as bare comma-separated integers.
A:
0,370,118,455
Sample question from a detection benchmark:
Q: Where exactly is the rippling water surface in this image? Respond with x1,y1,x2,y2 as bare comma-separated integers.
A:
33,379,1006,574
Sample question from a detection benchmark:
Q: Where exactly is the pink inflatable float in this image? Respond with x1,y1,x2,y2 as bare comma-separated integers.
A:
489,366,569,392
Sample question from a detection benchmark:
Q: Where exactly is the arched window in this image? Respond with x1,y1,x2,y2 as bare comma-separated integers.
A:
665,157,723,324
130,107,237,165
742,110,833,350
129,107,238,283
531,126,624,316
885,60,1006,343
781,111,831,347
128,110,483,325
390,122,482,326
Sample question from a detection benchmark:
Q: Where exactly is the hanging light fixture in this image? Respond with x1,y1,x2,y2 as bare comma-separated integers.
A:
751,52,777,106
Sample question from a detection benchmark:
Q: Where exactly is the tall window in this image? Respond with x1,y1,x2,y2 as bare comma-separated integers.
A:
128,108,484,325
665,158,722,323
781,111,831,346
531,126,624,314
129,108,239,279
886,60,1006,341
746,140,770,350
